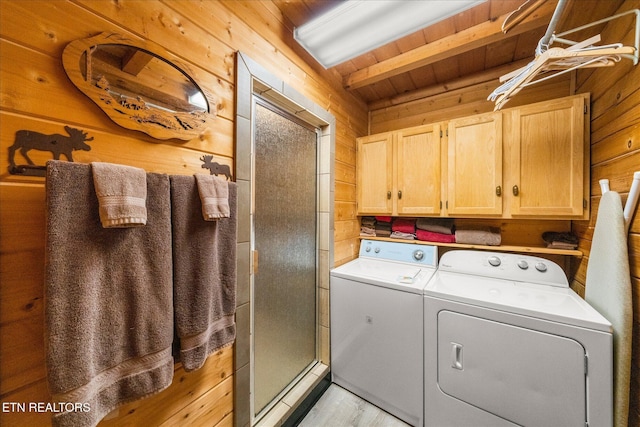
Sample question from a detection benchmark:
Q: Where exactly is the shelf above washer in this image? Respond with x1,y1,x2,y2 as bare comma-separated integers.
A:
359,236,583,257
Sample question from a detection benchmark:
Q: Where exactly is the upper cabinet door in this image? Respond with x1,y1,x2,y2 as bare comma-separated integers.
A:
396,124,442,215
447,112,503,215
357,133,394,214
509,95,587,217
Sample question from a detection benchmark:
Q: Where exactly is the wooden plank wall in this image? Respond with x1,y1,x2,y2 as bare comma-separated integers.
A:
0,1,367,426
367,1,640,425
571,1,640,425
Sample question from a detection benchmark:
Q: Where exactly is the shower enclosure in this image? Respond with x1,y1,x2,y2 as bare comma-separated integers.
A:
234,52,335,427
252,100,319,418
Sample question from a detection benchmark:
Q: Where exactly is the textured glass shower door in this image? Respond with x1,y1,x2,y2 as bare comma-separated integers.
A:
253,102,318,416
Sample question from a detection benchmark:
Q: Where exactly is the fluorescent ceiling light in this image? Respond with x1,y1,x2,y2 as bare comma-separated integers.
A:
294,0,487,69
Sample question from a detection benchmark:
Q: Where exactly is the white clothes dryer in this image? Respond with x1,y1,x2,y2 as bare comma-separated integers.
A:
331,239,438,427
424,250,612,427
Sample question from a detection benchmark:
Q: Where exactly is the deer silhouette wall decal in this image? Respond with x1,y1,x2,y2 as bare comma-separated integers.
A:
8,126,93,174
200,155,232,180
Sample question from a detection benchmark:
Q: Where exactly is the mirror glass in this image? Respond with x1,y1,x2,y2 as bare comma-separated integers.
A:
64,33,214,140
82,45,208,113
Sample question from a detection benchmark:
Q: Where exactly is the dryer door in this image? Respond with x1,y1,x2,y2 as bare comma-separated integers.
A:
437,310,586,427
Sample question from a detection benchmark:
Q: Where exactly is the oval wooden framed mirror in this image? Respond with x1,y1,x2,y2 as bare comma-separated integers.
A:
63,32,215,140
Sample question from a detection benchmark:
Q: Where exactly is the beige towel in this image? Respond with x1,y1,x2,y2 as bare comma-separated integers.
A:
91,162,147,228
455,226,502,246
390,231,415,240
585,191,632,427
195,173,229,220
45,160,174,427
171,175,237,372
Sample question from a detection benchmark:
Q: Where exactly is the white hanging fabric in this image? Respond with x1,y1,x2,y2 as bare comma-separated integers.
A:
490,2,639,110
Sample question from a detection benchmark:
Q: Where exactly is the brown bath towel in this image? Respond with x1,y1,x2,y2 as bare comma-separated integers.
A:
416,217,455,235
170,175,237,372
361,216,376,227
91,162,147,228
45,161,174,427
455,226,502,246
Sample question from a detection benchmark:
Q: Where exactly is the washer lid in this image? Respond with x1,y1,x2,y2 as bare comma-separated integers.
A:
425,271,612,332
331,258,437,294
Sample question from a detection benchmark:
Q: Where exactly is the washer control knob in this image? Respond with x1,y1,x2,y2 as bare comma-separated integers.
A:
535,262,547,272
413,250,424,261
365,246,371,252
517,260,529,270
374,247,381,254
488,256,501,267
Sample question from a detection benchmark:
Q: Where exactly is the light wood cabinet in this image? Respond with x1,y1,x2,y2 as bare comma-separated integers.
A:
356,132,393,214
396,124,442,215
447,112,503,216
507,95,589,218
357,124,442,216
357,94,589,220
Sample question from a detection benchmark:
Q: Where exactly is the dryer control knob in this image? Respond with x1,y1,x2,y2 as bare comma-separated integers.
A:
374,247,381,253
365,246,371,252
488,256,501,267
413,250,424,261
535,262,548,272
517,260,529,270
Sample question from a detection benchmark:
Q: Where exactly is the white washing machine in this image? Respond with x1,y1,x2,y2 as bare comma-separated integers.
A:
424,250,613,427
331,239,438,427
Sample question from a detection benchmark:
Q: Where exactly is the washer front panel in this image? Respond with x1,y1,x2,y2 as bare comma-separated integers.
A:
332,275,424,426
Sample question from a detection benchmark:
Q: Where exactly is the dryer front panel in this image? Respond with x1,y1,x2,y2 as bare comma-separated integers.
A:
437,310,586,427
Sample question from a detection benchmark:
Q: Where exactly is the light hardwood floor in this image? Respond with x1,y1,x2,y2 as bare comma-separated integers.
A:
299,384,411,427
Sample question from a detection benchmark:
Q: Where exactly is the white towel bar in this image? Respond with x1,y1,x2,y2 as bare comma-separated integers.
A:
624,171,640,233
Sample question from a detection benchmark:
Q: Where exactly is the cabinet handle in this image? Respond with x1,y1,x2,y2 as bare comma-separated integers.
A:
387,191,392,200
513,185,519,196
496,186,502,197
398,190,402,199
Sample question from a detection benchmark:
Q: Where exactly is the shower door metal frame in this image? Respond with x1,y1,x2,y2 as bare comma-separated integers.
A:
250,96,321,421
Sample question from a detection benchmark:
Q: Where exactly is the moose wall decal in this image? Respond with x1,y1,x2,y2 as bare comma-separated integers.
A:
200,155,232,180
8,126,93,175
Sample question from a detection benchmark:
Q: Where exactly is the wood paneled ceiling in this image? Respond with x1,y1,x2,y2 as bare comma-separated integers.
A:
275,0,627,107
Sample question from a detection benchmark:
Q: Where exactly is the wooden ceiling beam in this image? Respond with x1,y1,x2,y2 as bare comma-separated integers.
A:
343,0,558,90
367,57,535,110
